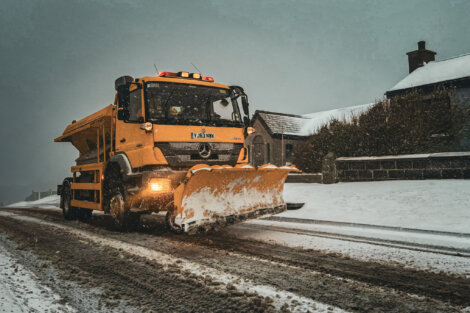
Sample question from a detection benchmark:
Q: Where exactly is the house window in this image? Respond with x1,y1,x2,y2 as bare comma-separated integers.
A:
266,143,270,162
285,144,294,158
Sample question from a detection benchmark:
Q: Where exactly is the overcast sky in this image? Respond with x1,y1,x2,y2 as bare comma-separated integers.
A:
1,0,469,203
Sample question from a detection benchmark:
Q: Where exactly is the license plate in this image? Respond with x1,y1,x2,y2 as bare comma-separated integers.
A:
191,131,215,139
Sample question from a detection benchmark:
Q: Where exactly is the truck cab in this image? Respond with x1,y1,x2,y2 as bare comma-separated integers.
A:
113,72,250,172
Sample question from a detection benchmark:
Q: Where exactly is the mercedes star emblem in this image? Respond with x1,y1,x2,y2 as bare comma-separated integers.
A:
198,143,211,159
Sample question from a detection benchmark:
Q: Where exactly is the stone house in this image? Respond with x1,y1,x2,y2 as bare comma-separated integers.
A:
245,111,308,166
386,41,470,150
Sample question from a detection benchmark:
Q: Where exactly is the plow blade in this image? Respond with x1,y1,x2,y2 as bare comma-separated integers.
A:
172,164,299,233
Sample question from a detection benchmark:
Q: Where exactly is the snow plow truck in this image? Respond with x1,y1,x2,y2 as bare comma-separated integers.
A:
55,71,298,233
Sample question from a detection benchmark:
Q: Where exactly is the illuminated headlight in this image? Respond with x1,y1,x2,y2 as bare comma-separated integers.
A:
148,178,172,193
178,71,189,78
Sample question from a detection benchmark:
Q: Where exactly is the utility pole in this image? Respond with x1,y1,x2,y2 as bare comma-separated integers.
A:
281,125,285,165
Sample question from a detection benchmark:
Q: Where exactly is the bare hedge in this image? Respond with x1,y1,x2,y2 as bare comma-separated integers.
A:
294,88,468,173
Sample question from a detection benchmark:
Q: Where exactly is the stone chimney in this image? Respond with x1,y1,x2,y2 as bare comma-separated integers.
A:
406,41,436,73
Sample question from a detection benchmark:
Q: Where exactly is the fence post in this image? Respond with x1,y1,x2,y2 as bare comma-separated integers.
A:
322,152,337,184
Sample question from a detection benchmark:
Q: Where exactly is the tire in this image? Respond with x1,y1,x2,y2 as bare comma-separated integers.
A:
61,181,78,220
109,191,127,230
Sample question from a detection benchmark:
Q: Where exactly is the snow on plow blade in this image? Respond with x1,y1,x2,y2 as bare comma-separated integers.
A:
172,164,300,233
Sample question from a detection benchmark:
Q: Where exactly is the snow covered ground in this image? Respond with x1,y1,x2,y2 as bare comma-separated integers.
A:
226,180,470,275
282,180,470,233
7,195,60,209
0,238,75,313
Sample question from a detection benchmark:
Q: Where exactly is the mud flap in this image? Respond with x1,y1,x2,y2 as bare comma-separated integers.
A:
172,164,299,233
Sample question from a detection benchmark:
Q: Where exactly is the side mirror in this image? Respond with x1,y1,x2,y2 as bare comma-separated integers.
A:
230,85,249,116
243,116,250,126
117,87,130,108
115,75,134,108
241,96,249,116
117,109,130,120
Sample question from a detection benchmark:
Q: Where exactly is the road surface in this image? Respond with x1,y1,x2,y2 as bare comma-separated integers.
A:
0,207,468,312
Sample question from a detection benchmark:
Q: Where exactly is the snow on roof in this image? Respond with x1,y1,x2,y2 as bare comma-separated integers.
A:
257,111,310,136
390,54,470,91
255,103,374,137
300,103,374,136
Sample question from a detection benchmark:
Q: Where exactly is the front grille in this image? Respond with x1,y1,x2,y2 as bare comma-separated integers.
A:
155,142,243,167
190,154,219,160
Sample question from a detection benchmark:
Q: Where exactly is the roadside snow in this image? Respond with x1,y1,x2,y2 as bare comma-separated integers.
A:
222,180,470,275
7,195,60,209
247,219,470,252
281,180,470,233
227,223,470,276
0,238,76,313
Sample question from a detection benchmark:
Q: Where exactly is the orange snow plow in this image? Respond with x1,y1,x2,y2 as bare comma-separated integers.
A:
55,70,300,233
171,164,299,233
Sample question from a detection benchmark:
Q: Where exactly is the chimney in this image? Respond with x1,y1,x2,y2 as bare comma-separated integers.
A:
406,41,436,73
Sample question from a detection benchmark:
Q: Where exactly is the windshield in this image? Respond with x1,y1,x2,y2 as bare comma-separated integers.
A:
145,82,243,127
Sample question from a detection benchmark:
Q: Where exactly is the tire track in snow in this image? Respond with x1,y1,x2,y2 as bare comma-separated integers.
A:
242,222,470,257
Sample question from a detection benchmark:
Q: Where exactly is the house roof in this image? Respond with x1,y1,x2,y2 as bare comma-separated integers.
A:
254,111,309,137
253,103,374,138
300,103,373,135
389,54,470,92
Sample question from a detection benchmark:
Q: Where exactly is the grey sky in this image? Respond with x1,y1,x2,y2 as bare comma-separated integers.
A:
1,0,469,203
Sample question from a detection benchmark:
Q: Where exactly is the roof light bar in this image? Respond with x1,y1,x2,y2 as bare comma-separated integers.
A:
202,76,214,82
158,71,178,77
157,71,214,82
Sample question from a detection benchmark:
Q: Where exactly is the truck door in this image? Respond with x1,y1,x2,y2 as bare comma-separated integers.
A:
115,85,152,168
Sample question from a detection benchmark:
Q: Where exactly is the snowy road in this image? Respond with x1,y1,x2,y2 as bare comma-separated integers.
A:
0,206,469,312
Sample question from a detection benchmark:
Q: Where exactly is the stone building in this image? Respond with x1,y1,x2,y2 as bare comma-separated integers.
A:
245,111,308,166
386,41,470,150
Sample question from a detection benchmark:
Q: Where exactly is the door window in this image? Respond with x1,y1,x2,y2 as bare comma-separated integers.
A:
128,89,142,122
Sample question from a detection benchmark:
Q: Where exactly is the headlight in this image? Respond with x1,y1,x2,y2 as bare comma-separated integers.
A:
148,178,172,193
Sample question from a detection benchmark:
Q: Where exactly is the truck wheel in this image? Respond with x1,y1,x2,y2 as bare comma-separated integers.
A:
109,191,127,230
61,183,78,220
165,211,183,234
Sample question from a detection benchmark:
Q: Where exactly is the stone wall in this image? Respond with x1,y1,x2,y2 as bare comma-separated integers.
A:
335,152,470,182
285,173,323,183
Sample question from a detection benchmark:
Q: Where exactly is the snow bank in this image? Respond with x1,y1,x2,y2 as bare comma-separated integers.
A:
281,180,470,233
7,195,60,209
